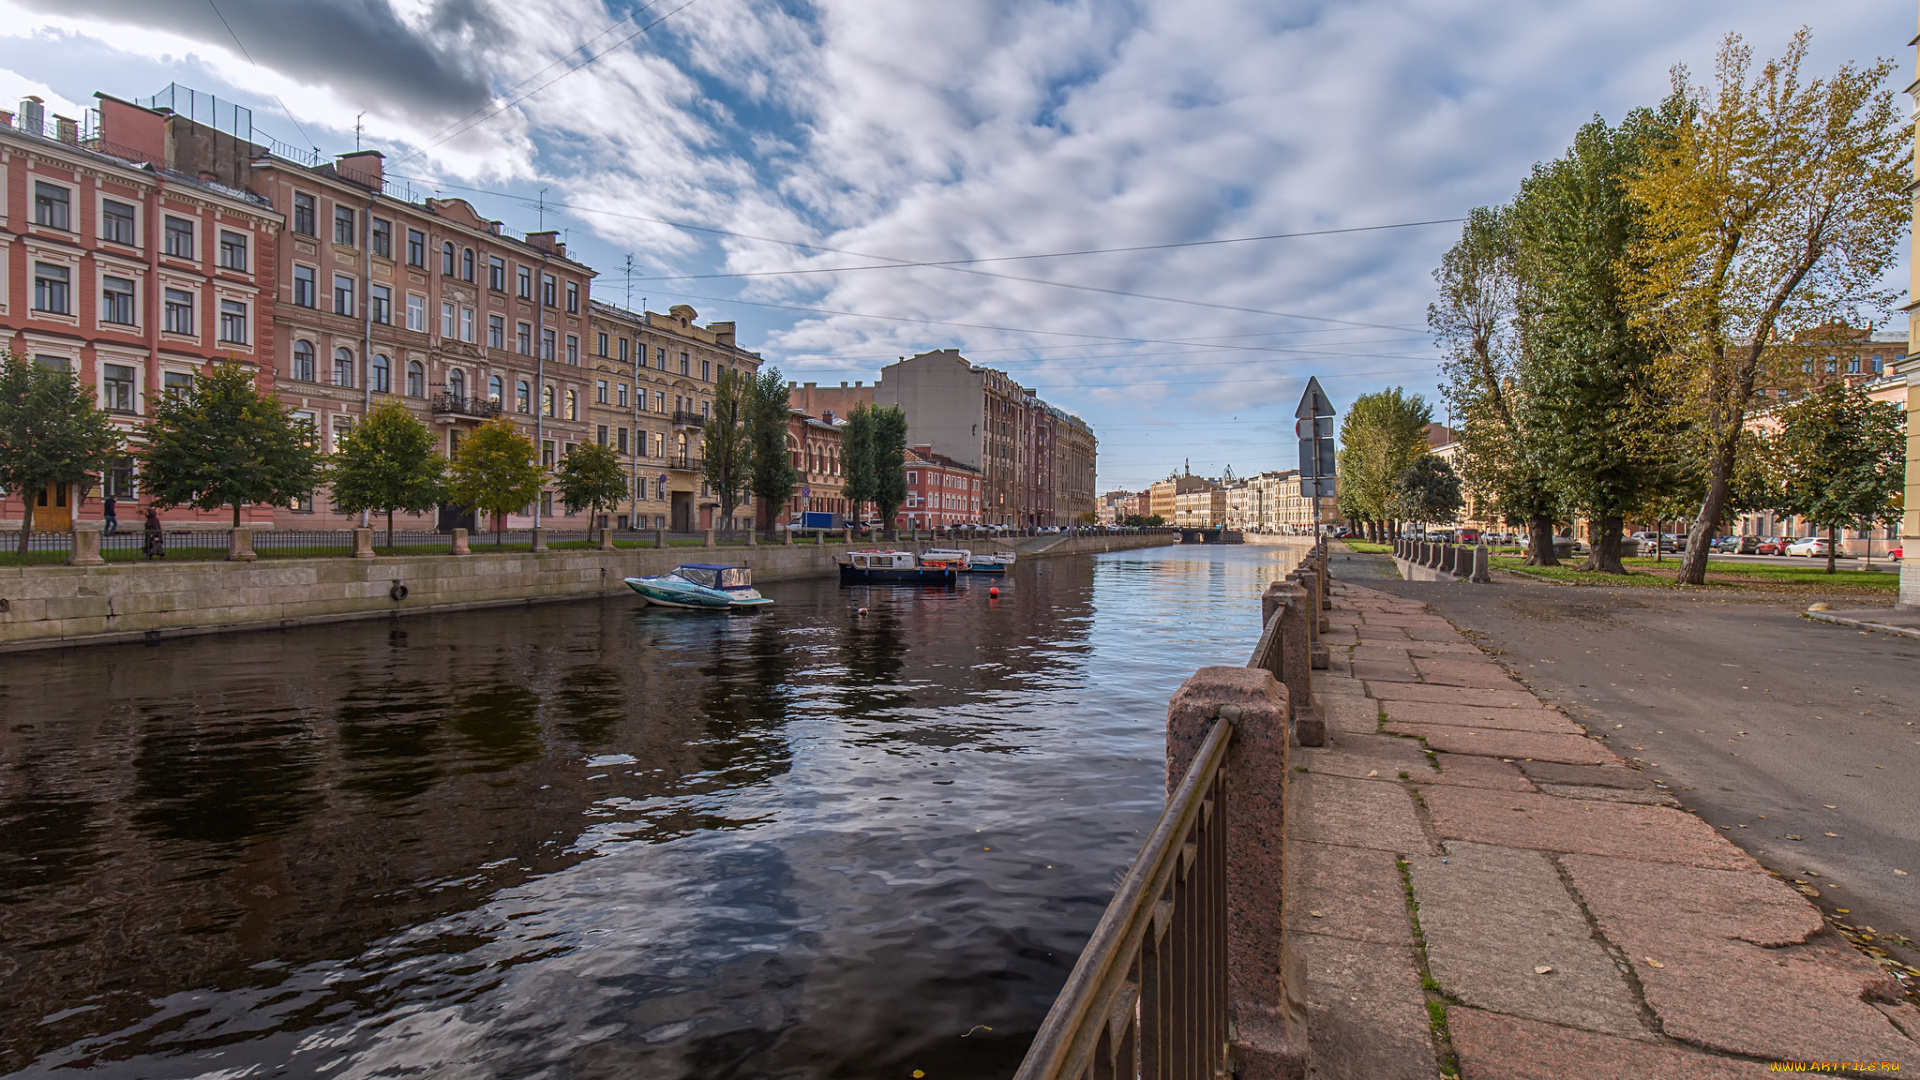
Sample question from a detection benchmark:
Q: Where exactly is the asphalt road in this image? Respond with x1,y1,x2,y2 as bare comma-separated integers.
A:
1333,554,1920,970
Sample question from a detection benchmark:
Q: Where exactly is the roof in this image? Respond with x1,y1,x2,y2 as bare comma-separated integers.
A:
679,563,748,571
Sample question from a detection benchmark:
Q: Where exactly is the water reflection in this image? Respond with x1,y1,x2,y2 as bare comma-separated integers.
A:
0,542,1307,1079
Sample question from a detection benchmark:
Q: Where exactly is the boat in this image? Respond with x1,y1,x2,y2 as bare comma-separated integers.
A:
624,564,773,609
839,550,959,586
920,548,1009,575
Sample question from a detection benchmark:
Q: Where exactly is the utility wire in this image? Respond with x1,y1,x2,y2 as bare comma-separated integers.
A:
204,0,319,153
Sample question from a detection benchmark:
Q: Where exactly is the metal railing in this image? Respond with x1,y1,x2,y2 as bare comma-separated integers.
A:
1015,718,1231,1080
671,410,706,428
431,392,503,419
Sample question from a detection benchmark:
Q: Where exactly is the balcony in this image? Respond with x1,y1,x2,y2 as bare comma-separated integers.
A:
672,409,706,428
668,457,704,473
431,392,503,420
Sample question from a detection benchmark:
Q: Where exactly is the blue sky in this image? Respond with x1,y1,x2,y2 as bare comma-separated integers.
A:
0,0,1905,491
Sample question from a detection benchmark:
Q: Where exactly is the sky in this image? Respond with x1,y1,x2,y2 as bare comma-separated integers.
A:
0,0,1906,491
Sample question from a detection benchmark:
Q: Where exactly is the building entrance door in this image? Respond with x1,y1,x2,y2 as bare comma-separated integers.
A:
34,483,72,530
670,491,693,533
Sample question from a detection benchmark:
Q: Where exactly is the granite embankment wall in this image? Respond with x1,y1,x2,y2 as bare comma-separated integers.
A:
0,533,1175,652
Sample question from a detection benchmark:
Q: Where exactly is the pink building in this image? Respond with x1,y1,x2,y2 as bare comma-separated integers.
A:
899,446,981,530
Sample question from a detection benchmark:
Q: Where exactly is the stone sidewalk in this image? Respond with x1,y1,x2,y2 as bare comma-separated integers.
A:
1289,580,1919,1079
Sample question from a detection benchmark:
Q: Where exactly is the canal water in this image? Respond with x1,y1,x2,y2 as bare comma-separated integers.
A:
0,543,1306,1080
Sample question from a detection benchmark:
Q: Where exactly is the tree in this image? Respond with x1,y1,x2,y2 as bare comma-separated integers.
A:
446,416,544,547
326,398,444,548
1432,207,1564,564
746,369,800,531
1392,455,1463,532
840,404,910,537
1772,384,1904,574
0,352,125,554
1623,31,1906,584
700,368,753,530
1336,389,1432,539
556,441,628,527
142,362,321,528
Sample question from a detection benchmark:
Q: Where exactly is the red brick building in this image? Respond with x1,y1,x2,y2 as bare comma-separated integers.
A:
899,446,980,530
783,409,850,526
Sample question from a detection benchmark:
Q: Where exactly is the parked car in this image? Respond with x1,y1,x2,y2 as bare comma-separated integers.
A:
1785,536,1847,558
1890,545,1903,561
1755,537,1785,555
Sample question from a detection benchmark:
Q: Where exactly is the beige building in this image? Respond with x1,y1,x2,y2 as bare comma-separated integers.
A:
1173,486,1226,527
585,302,762,532
1148,473,1209,521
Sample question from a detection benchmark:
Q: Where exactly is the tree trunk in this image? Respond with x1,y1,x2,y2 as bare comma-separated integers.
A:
1678,433,1739,585
1525,514,1558,566
232,502,242,529
16,497,35,556
387,508,396,551
1581,514,1627,574
1826,524,1838,575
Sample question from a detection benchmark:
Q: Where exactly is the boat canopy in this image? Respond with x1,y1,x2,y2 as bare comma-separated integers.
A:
675,564,755,589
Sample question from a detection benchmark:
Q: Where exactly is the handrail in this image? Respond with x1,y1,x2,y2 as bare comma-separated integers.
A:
1015,717,1232,1080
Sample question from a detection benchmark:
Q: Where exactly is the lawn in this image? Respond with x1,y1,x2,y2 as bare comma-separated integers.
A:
1490,555,1897,595
1340,540,1394,554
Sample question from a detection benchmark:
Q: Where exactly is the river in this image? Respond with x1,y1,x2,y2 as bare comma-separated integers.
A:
0,542,1306,1079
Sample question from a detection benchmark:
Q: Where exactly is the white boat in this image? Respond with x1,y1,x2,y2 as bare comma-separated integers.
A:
840,550,959,585
624,564,772,609
920,548,1010,575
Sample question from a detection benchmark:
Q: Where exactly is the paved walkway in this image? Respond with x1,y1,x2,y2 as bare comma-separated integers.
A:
1290,580,1920,1079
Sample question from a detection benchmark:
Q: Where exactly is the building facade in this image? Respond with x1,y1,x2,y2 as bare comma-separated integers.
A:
900,447,982,530
785,411,850,525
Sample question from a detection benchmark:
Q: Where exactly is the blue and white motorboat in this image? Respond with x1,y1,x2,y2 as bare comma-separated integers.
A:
625,564,773,609
839,550,958,586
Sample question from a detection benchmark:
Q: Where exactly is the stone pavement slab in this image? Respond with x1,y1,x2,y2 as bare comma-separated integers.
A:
1364,682,1544,710
1562,854,1919,1065
1410,657,1525,688
1294,734,1432,781
1380,701,1584,734
1515,761,1655,790
1412,754,1535,792
1408,842,1645,1038
1289,773,1435,855
1420,787,1760,871
1384,724,1614,765
1296,934,1441,1080
1448,1009,1765,1080
1353,660,1421,682
1322,695,1382,735
1286,840,1414,945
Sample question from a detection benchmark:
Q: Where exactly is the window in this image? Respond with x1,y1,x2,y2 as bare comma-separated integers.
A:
653,432,664,457
1825,357,1837,374
597,425,608,446
543,442,555,468
292,340,315,381
488,375,503,403
293,192,316,236
406,361,425,397
442,241,455,276
34,181,71,230
32,262,70,314
701,360,710,382
370,353,390,394
406,293,427,333
566,390,578,420
460,307,475,343
517,266,531,299
489,314,505,349
617,384,629,408
103,457,137,500
517,322,532,355
517,380,531,413
701,401,710,420
334,205,356,245
102,364,136,412
293,265,316,307
542,385,555,417
655,391,665,413
596,379,609,404
334,274,356,315
164,216,194,258
441,302,456,338
656,347,666,369
542,274,556,307
1848,357,1861,374
101,199,136,245
218,299,248,343
371,285,392,324
370,218,392,258
489,256,505,291
597,332,609,357
542,328,556,361
618,338,630,362
680,352,690,376
448,368,465,400
1873,355,1885,374
333,348,355,388
462,248,474,282
331,415,353,452
566,334,578,363
407,228,426,267
566,282,579,313
101,276,136,325
219,230,248,271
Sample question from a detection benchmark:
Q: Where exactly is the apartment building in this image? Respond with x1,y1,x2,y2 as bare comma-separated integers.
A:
586,301,762,531
900,447,982,530
1147,473,1210,521
786,410,849,525
1173,486,1227,527
786,380,874,422
0,96,282,531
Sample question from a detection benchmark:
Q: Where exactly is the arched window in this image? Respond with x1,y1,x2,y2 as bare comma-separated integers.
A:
370,353,390,394
461,248,474,281
542,385,555,417
447,368,465,400
565,389,577,421
516,380,531,413
441,241,455,275
406,360,425,397
333,347,354,388
489,374,504,403
292,340,315,381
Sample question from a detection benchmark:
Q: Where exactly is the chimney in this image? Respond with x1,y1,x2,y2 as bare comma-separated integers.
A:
19,96,44,133
54,115,77,143
710,320,734,347
526,230,565,257
335,150,384,190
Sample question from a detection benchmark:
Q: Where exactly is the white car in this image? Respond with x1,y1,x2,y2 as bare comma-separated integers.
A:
1785,536,1846,558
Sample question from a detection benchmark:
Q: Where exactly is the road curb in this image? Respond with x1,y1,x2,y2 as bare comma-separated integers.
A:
1803,610,1920,640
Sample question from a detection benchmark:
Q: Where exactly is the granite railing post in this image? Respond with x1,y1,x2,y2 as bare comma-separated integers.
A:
1165,668,1310,1080
654,529,666,549
68,524,105,566
748,527,758,546
783,526,793,545
1472,543,1492,583
598,527,614,551
530,528,549,553
1439,544,1454,574
1275,582,1320,744
352,528,375,559
450,528,471,556
704,529,715,549
227,529,257,562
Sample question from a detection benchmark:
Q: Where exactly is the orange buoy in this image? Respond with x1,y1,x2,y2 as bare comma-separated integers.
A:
988,587,999,598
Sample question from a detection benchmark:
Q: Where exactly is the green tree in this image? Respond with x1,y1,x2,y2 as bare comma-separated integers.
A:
1623,31,1907,584
447,416,545,547
142,362,321,528
1772,384,1904,574
1391,455,1463,532
0,352,125,554
556,441,628,527
700,368,753,530
326,398,444,548
746,369,799,531
839,404,910,536
1336,389,1432,539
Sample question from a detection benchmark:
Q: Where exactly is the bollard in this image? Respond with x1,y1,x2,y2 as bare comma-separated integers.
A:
227,528,257,562
1439,544,1454,575
783,526,793,546
654,528,666,549
68,524,105,566
704,528,714,549
352,528,375,559
844,527,853,545
598,527,614,551
748,527,758,546
1165,666,1308,1079
1472,543,1492,583
531,527,549,553
450,528,471,556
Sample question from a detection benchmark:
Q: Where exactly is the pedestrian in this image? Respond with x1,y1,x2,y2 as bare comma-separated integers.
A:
103,494,118,536
142,507,165,560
